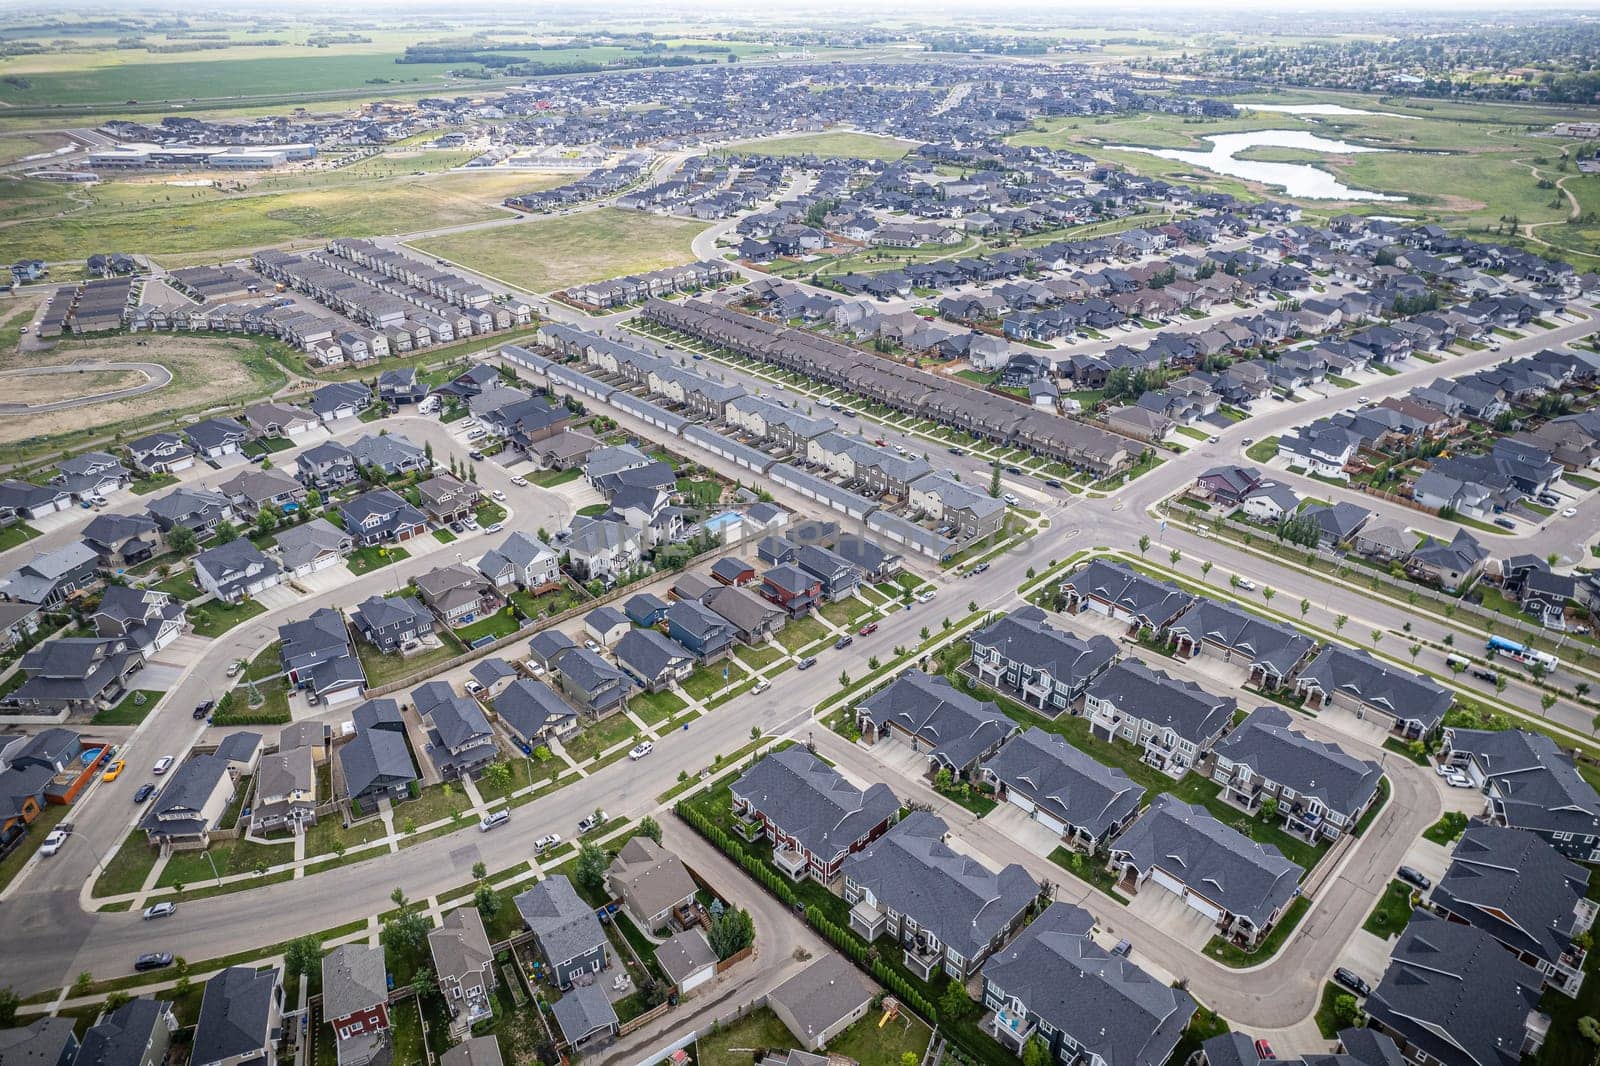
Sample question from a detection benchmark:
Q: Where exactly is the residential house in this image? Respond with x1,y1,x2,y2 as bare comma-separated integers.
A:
1295,645,1453,739
147,488,234,539
614,628,694,693
126,432,195,475
12,637,143,715
139,754,236,848
309,381,373,422
348,434,428,478
338,489,429,547
350,594,434,653
191,966,283,1066
607,836,697,932
75,997,177,1066
414,564,502,629
429,908,497,1032
1407,529,1488,592
219,468,306,520
514,875,608,989
765,954,874,1053
418,692,497,780
477,532,561,594
1059,560,1195,631
703,585,786,644
278,608,365,707
0,541,101,606
274,518,352,578
760,563,822,617
1439,728,1600,861
730,746,899,883
843,811,1039,982
1083,660,1235,777
856,672,1017,781
295,442,360,492
339,703,417,805
556,648,632,716
565,515,641,585
666,598,737,662
418,475,480,526
1163,597,1316,689
492,679,577,748
82,512,162,569
92,586,185,658
184,417,249,460
250,741,317,836
981,728,1145,853
321,944,391,1066
969,606,1119,718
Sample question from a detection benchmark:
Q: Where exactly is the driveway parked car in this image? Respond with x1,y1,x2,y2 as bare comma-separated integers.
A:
1334,968,1370,997
1397,865,1431,890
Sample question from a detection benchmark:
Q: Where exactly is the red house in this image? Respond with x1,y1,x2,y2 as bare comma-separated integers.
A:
711,557,756,587
322,944,391,1065
760,563,822,617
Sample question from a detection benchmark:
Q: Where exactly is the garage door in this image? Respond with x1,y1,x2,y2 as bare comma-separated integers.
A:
680,967,714,994
1084,598,1110,617
1149,867,1187,898
324,687,363,708
1184,892,1224,922
1008,792,1036,816
1032,808,1067,836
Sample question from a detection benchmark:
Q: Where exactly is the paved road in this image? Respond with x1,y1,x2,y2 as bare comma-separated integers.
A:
0,361,172,413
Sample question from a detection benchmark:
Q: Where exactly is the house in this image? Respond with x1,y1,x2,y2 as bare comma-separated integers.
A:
0,1017,77,1065
667,597,737,662
1432,823,1595,997
193,540,281,603
1407,528,1488,592
607,835,697,932
1353,519,1415,563
50,452,129,503
731,746,899,883
12,637,144,715
294,441,360,491
415,564,502,629
274,518,352,578
556,647,633,716
711,556,756,587
0,602,41,654
429,908,496,1032
492,679,577,748
419,692,497,780
527,630,578,674
351,594,434,653
584,606,629,648
184,417,249,459
339,709,417,805
321,944,391,1066
1083,660,1235,777
655,930,718,997
1194,465,1263,507
982,902,1196,1066
794,545,860,602
1439,728,1600,861
93,586,185,658
0,541,101,606
338,489,428,547
614,628,694,693
856,672,1017,781
279,608,366,706
126,431,195,475
843,810,1039,982
1109,795,1303,948
969,606,1119,718
309,381,373,422
250,739,317,836
703,585,786,644
82,512,163,569
242,402,316,441
139,754,236,848
75,997,177,1066
624,593,670,628
477,531,561,594
1239,481,1301,523
1059,560,1195,631
550,983,619,1050
418,475,480,525
514,875,608,989
1294,645,1453,739
1300,501,1371,549
378,368,427,406
191,966,283,1066
1364,910,1548,1066
907,473,1007,541
1162,598,1316,690
349,434,428,478
760,563,823,617
765,954,874,1052
981,727,1145,853
565,515,641,585
440,1038,505,1066
469,659,518,701
1208,706,1383,841
219,468,306,519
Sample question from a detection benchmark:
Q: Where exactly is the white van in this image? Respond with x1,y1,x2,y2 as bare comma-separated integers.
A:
479,810,510,832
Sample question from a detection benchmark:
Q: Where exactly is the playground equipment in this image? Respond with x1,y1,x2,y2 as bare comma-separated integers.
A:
878,998,901,1028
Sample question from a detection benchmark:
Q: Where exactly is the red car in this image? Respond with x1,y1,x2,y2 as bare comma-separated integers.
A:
1254,1040,1274,1061
858,622,879,636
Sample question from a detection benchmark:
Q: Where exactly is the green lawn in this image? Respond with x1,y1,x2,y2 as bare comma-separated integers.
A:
683,661,744,701
432,528,457,544
697,1007,805,1066
734,643,786,670
564,713,642,764
346,545,409,575
92,831,160,898
355,633,465,687
151,572,204,602
777,615,829,652
0,523,41,552
1422,811,1469,846
454,608,522,645
91,689,166,726
630,687,688,725
1204,895,1311,966
828,1009,934,1066
1049,846,1129,903
1363,880,1417,940
410,208,710,294
189,597,268,638
1315,982,1362,1039
157,836,295,888
1245,436,1280,463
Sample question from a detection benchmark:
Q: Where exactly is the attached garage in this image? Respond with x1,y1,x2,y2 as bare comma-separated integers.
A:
1149,866,1188,899
1183,890,1224,922
1028,802,1068,837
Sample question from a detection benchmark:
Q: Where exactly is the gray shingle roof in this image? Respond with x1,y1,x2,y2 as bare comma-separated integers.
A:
766,954,873,1048
981,727,1145,840
1298,645,1453,731
1446,729,1600,841
1061,560,1195,625
731,747,898,862
1434,822,1590,969
843,810,1038,961
192,966,278,1064
550,982,618,1045
514,875,606,968
982,902,1196,1066
614,627,693,683
492,679,576,744
1164,598,1315,679
75,997,173,1066
858,672,1016,772
321,944,388,1021
1086,660,1234,747
971,609,1118,690
338,728,416,798
1212,706,1382,818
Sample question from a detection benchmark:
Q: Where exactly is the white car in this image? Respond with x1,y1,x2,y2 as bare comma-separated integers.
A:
491,489,507,502
39,830,68,856
464,680,484,696
583,639,600,652
509,475,528,487
527,663,546,677
752,678,771,695
1003,493,1019,506
464,517,479,531
142,902,177,920
1357,395,1370,404
1445,770,1473,789
533,833,561,853
152,756,174,776
914,590,935,603
1563,507,1579,518
485,522,504,534
1236,578,1257,591
629,741,654,761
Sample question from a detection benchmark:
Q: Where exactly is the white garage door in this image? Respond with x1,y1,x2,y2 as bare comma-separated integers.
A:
1033,808,1067,836
1084,598,1110,617
1149,867,1187,898
1008,792,1036,816
1184,892,1224,922
324,687,363,708
680,967,714,994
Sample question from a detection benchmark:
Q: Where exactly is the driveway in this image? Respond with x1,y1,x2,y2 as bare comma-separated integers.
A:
150,634,210,667
135,663,186,690
254,584,300,609
1123,883,1218,951
981,802,1065,859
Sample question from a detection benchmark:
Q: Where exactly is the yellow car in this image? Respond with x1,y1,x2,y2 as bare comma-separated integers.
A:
101,759,126,782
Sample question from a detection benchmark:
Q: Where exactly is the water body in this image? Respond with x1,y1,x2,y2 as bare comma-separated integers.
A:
1105,129,1407,202
1241,103,1419,119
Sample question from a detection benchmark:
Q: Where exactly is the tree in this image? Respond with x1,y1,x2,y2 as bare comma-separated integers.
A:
989,461,1002,498
474,883,502,922
1200,560,1213,582
284,934,322,979
575,842,609,895
1334,614,1348,635
1542,693,1558,716
71,972,93,997
934,766,954,792
103,990,131,1013
1168,548,1181,567
1261,588,1275,606
213,520,240,544
940,981,975,1022
1331,993,1361,1030
472,861,488,881
1409,643,1422,664
1370,629,1383,648
903,1054,921,1066
839,670,850,687
167,525,197,556
708,907,755,959
1300,598,1311,619
0,987,18,1028
639,815,663,845
1138,534,1151,557
1022,1035,1053,1066
381,908,430,961
482,761,511,792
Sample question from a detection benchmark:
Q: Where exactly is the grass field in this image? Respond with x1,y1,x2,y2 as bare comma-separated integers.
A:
0,166,570,266
410,207,711,293
0,131,72,166
723,131,919,160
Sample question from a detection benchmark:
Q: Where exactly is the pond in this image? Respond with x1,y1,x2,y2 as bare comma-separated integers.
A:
1241,103,1420,119
1105,129,1407,202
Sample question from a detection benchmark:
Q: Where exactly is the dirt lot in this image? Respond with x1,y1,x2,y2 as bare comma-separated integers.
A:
6,368,147,407
0,334,285,447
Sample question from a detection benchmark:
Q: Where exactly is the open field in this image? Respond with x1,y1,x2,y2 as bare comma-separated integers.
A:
0,335,287,462
5,368,146,407
409,207,710,293
724,131,919,159
0,131,73,166
0,165,571,266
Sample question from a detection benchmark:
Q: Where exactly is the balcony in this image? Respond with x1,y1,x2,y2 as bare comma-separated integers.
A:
902,935,941,981
773,846,808,881
989,1008,1036,1051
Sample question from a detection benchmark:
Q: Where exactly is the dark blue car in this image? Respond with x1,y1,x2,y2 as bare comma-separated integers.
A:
133,784,156,804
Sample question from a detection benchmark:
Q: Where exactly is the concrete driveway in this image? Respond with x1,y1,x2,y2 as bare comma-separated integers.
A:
981,802,1065,859
254,584,300,609
135,663,186,690
1341,928,1394,989
861,735,930,784
150,634,209,666
1124,884,1219,951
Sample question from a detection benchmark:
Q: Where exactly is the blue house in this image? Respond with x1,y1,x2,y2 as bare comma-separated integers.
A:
666,599,736,663
624,593,670,628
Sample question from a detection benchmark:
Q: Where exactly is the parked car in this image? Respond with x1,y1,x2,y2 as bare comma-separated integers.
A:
102,759,126,782
1241,437,1254,446
533,833,561,854
490,489,507,502
509,475,528,487
486,523,504,534
479,810,510,832
133,783,156,804
834,635,854,650
577,810,607,834
969,562,990,576
858,622,879,636
39,830,68,856
193,700,214,719
464,517,479,531
225,661,242,677
1397,865,1431,890
1207,435,1220,444
628,741,654,761
449,521,466,534
583,639,600,652
752,678,771,695
464,680,484,696
1255,1040,1274,1061
1111,939,1132,958
1002,493,1019,506
468,449,486,460
1445,770,1473,789
1005,466,1022,475
1044,479,1063,489
1494,517,1516,530
1564,507,1579,518
152,756,174,776
142,902,177,921
796,656,818,670
914,590,934,603
1333,968,1370,997
134,953,174,973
